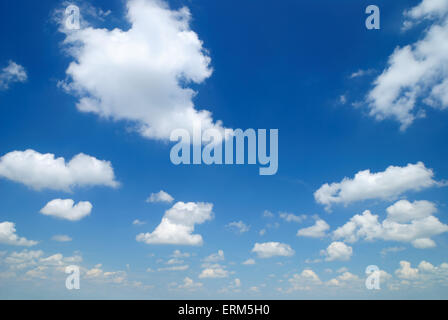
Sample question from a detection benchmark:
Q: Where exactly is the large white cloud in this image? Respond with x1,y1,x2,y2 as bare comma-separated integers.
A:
59,0,225,141
40,199,93,221
0,222,37,246
252,242,295,258
333,200,448,248
136,201,213,246
0,149,118,191
0,60,27,90
314,162,441,210
366,0,448,130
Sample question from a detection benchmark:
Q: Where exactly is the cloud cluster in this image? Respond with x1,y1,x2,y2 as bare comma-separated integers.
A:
0,149,118,191
333,200,448,248
59,0,225,141
136,201,213,246
314,162,441,210
366,0,448,129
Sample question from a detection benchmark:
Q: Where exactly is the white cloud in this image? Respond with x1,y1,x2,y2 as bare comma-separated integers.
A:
132,219,146,225
263,210,274,218
136,201,213,246
178,277,202,290
321,242,353,262
199,264,228,279
279,212,306,223
0,149,118,191
386,200,437,223
314,162,441,210
203,250,224,263
171,250,190,258
226,221,250,234
0,60,27,90
0,222,37,246
252,242,295,258
242,258,256,265
40,199,92,221
51,235,72,242
287,269,321,291
158,265,189,272
146,190,174,203
395,261,419,279
297,219,329,238
366,0,448,130
59,0,225,141
380,246,405,256
333,201,448,248
350,69,374,78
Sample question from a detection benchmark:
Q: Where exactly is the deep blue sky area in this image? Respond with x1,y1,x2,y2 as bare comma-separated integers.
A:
0,0,447,299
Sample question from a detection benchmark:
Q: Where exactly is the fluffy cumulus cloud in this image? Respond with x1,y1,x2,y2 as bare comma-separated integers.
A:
333,200,448,248
314,162,441,210
40,199,93,221
297,219,330,238
0,149,118,191
321,241,353,262
366,0,448,130
0,60,27,90
252,242,295,258
146,190,174,203
0,222,37,246
59,0,225,141
136,201,213,246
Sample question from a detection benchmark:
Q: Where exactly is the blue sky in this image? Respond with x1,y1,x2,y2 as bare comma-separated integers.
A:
1,0,448,299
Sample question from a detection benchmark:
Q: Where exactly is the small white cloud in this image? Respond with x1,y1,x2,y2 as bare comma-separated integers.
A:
171,250,190,258
146,190,174,203
0,149,118,191
178,277,202,290
263,210,274,218
297,219,329,238
136,201,213,246
199,265,228,279
226,221,249,234
279,212,306,223
132,219,146,225
0,60,27,90
40,199,92,221
0,222,37,246
158,265,189,272
252,242,295,258
51,235,72,242
242,258,256,265
203,250,224,263
321,242,353,262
